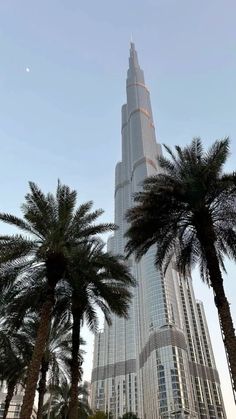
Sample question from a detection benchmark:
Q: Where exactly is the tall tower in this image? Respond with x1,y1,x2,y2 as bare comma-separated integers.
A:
91,44,226,419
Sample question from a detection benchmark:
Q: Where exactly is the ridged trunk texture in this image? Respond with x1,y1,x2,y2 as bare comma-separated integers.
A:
68,302,81,419
37,357,49,419
20,253,65,419
19,298,54,419
196,216,236,393
2,382,15,419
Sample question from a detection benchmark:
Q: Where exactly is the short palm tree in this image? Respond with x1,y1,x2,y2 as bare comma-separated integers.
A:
0,181,115,419
0,288,72,419
54,240,134,419
43,380,91,419
125,138,236,392
0,321,33,419
0,352,24,419
37,318,73,419
1,260,84,419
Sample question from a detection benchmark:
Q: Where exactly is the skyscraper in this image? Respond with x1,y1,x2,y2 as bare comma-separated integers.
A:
91,44,226,419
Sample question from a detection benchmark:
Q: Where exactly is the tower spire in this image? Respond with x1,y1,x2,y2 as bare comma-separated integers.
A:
129,41,140,70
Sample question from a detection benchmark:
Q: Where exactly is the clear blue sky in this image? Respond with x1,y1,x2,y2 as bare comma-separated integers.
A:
0,0,236,416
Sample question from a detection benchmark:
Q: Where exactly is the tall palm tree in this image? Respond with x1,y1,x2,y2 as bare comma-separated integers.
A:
54,240,135,419
125,138,236,392
0,181,115,419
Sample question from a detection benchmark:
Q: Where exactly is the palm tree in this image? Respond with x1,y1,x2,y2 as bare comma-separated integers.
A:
0,321,33,419
54,240,134,419
0,353,23,419
37,318,73,419
0,181,115,419
43,381,91,419
125,138,236,392
1,260,84,419
77,381,91,419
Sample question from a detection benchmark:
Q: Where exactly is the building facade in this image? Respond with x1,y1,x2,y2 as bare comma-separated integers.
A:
91,44,226,419
0,390,37,419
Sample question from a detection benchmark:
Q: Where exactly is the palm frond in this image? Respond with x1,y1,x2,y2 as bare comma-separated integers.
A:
125,137,236,291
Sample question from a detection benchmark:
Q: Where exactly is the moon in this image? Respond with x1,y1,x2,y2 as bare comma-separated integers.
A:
26,67,30,73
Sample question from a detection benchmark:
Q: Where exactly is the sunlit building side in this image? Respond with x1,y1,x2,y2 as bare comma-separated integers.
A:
91,44,226,419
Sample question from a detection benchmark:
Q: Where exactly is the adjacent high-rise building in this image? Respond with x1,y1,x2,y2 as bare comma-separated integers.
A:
91,44,226,419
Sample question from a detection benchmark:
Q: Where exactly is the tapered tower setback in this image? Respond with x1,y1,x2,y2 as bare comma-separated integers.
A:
91,44,226,419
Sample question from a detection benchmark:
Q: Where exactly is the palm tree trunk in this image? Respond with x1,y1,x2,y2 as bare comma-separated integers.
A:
205,247,236,391
37,357,49,419
196,220,236,393
2,382,16,419
20,296,54,419
68,305,81,419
